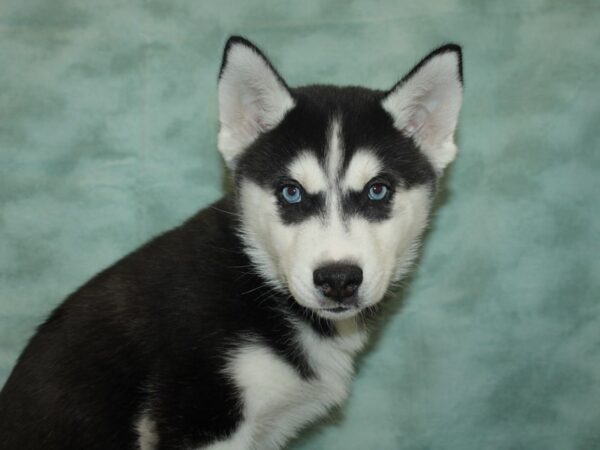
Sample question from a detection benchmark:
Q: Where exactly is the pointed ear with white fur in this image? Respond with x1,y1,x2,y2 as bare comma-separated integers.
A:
382,45,463,172
217,37,295,169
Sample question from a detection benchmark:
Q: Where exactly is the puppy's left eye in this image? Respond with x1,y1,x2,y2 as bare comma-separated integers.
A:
368,183,389,201
281,185,302,204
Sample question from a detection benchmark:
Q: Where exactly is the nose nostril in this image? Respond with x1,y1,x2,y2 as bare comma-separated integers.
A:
345,284,358,295
313,263,363,302
321,283,333,297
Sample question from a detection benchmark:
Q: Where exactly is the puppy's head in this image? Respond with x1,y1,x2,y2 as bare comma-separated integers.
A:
218,37,463,320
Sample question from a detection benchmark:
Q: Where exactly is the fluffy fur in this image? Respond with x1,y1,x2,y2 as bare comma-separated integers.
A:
0,36,463,449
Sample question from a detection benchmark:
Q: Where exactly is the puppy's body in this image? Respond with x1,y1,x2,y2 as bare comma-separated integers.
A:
0,38,463,449
0,198,364,449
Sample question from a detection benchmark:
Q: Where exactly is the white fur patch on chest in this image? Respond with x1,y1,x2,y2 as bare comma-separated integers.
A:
214,319,367,450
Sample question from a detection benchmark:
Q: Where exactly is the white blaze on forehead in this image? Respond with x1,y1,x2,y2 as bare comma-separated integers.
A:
288,152,327,194
326,120,343,181
341,150,382,192
324,119,344,232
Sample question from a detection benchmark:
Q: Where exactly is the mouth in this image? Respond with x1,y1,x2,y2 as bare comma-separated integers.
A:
316,304,360,320
321,306,352,313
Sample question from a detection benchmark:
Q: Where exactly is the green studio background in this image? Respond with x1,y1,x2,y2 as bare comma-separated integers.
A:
1,1,599,449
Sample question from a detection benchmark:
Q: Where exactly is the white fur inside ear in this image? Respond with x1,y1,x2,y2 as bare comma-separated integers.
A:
382,50,463,172
218,42,295,169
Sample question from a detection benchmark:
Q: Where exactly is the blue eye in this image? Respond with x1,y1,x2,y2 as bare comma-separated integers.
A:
281,185,302,204
368,183,388,201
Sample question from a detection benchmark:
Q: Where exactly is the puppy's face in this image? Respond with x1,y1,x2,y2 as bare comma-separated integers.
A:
218,37,463,319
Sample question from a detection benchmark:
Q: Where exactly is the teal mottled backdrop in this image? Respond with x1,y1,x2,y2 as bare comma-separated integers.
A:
1,1,599,449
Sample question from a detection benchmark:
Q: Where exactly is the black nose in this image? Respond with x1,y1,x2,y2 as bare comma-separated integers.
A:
313,263,363,302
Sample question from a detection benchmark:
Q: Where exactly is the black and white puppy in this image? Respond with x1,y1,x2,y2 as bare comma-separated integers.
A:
0,37,463,450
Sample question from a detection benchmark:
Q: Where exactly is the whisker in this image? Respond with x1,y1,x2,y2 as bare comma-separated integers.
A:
209,206,243,218
240,284,271,296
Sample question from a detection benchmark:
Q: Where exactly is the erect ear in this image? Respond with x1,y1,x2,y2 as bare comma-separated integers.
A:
217,36,295,169
382,45,463,172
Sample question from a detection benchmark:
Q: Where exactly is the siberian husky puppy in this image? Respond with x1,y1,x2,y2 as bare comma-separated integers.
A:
0,36,463,449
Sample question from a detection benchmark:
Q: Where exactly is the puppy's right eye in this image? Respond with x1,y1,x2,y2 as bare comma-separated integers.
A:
368,183,389,201
281,185,302,204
